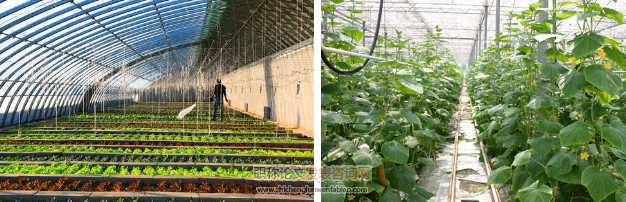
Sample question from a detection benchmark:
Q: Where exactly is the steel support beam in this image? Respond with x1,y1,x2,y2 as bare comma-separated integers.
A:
483,5,488,51
495,0,501,48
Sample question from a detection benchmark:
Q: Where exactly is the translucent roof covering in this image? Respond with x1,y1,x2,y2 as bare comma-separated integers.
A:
0,0,209,125
338,0,626,65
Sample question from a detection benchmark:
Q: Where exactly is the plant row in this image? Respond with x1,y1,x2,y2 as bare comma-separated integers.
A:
60,114,258,122
0,140,313,150
0,163,313,180
12,127,284,134
321,0,462,200
0,155,313,165
0,177,304,194
0,135,310,143
0,145,313,156
469,1,626,202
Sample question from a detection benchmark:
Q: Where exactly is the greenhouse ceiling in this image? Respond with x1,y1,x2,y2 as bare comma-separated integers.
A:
337,0,626,65
0,0,313,91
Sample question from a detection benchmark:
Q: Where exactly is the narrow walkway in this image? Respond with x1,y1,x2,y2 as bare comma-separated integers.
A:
418,85,494,202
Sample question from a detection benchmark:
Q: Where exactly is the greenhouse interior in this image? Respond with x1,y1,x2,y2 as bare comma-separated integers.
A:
0,0,313,201
321,0,626,202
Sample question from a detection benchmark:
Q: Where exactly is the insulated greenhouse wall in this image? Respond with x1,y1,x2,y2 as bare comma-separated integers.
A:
221,39,313,134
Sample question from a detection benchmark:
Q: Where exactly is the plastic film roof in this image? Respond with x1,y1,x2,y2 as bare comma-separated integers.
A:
197,0,314,75
0,0,209,125
338,0,626,65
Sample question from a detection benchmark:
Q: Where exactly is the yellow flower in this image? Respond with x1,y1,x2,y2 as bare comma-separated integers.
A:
496,79,500,81
503,54,508,58
539,70,542,74
521,90,526,93
604,62,612,70
598,153,602,157
531,80,536,85
344,83,348,88
347,194,356,201
379,79,383,82
526,74,530,78
562,52,567,56
380,119,385,123
581,152,590,160
577,114,582,118
328,55,333,60
597,49,607,59
603,91,608,96
571,57,577,65
398,96,401,102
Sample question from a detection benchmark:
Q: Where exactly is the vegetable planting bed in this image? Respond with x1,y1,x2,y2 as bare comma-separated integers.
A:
1,102,313,201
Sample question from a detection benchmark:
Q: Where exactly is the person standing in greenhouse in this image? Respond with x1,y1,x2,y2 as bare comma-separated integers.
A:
211,79,228,121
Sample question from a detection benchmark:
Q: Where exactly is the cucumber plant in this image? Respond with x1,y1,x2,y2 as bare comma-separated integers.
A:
321,0,462,201
470,1,626,201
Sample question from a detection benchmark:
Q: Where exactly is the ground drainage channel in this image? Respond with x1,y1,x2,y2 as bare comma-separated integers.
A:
418,85,496,202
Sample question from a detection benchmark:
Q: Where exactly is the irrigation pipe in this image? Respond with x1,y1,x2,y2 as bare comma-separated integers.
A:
321,0,383,75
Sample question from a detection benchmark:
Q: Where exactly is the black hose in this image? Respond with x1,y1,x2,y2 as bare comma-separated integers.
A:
322,0,384,75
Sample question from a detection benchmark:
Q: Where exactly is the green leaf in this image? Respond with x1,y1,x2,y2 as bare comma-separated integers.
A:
341,28,365,43
321,84,342,94
603,120,626,152
583,64,623,96
321,93,331,105
545,149,576,177
488,166,512,185
527,96,553,110
334,136,357,153
559,121,595,147
539,62,569,80
614,159,626,179
380,188,401,201
407,186,435,202
559,69,588,97
616,186,626,202
321,110,351,123
577,12,600,21
602,7,624,24
571,32,605,58
400,108,422,127
512,150,531,166
512,166,531,193
329,0,343,3
556,11,579,20
582,165,619,201
538,120,565,134
351,148,382,167
321,181,345,201
518,181,553,202
386,166,418,193
394,78,423,95
382,141,409,164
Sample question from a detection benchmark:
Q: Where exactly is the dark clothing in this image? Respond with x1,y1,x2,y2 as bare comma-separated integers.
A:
213,96,223,120
213,84,226,97
212,84,226,121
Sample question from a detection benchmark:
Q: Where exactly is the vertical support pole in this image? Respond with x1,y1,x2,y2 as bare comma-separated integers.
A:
477,25,482,55
363,21,367,47
495,0,501,48
534,0,549,129
483,5,488,51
